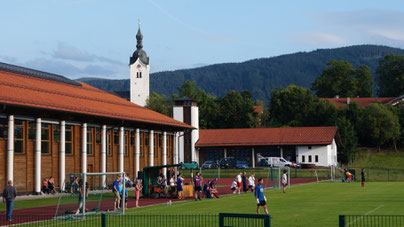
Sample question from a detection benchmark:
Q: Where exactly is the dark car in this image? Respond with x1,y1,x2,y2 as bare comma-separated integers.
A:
201,160,218,169
235,161,249,169
219,157,236,169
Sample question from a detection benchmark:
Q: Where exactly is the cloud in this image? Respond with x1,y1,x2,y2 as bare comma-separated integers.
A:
23,58,128,79
53,42,124,65
294,32,346,46
293,9,404,48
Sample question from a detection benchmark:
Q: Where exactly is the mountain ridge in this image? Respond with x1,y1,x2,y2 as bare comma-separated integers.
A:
77,45,404,101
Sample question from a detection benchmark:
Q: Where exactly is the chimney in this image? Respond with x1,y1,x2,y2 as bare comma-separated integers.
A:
347,97,350,104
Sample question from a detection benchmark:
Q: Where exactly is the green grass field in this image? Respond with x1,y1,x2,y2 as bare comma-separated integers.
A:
125,181,404,227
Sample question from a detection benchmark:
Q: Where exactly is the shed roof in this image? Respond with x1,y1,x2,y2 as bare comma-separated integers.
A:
196,126,339,147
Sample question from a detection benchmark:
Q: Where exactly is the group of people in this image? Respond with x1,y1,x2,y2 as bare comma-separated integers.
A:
230,172,257,194
42,176,57,194
112,175,143,211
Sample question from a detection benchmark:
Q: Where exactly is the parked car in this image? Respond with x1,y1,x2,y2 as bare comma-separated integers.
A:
219,157,236,169
201,160,218,169
235,161,249,169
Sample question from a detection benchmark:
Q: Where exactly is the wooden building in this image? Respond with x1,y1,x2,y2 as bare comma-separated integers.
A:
0,62,192,194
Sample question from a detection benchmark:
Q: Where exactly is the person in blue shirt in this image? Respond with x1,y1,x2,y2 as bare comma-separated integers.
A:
112,176,121,210
177,173,184,199
254,178,269,215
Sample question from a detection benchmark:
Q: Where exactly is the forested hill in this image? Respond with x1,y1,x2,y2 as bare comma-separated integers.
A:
78,45,404,101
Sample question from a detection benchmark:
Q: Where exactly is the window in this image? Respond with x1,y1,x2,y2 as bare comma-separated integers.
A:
28,121,36,140
308,155,312,162
308,146,312,149
137,72,142,78
65,125,73,154
14,120,24,154
302,155,305,163
315,155,319,163
106,129,112,156
0,118,7,139
41,123,50,154
87,127,93,155
96,128,101,144
114,129,119,145
130,131,135,146
53,125,60,142
124,131,129,157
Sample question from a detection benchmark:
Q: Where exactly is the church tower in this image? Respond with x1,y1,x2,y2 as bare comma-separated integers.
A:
130,21,150,106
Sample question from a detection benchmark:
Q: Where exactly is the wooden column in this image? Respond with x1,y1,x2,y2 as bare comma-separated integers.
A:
174,132,179,164
7,115,14,182
60,121,66,191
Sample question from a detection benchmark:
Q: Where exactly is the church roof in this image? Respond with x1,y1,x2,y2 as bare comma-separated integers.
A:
0,63,192,130
130,27,149,65
196,126,339,147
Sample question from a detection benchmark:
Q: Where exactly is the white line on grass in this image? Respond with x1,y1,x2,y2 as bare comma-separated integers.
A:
346,205,384,226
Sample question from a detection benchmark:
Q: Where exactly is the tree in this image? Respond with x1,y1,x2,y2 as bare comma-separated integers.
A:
312,60,356,98
377,54,404,97
268,85,315,126
354,65,374,97
298,100,338,127
216,90,258,128
336,117,358,164
145,92,171,116
175,80,219,129
359,103,400,151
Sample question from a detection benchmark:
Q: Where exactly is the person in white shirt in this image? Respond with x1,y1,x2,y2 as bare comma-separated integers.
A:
282,170,288,193
230,179,237,194
236,173,242,194
248,173,256,192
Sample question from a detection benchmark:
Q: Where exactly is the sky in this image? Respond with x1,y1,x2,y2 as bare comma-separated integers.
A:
1,0,404,79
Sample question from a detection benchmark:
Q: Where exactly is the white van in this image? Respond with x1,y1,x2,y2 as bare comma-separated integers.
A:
259,156,292,167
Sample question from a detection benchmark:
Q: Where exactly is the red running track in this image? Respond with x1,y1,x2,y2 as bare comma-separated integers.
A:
0,178,323,226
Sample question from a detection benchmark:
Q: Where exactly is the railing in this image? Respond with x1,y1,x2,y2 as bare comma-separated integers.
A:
219,213,271,227
339,215,404,227
0,213,271,227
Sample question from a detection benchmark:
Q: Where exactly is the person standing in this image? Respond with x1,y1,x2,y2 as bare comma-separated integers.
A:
177,173,184,199
2,180,17,221
248,173,256,192
282,170,288,193
361,168,366,188
193,172,203,201
242,172,248,193
135,181,143,208
112,176,121,210
236,173,242,194
255,178,269,215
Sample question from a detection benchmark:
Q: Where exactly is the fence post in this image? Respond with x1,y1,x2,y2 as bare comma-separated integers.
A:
339,215,345,227
219,213,224,227
101,213,106,227
264,215,271,227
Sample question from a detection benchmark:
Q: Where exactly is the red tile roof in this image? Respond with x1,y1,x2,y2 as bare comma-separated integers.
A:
325,97,395,108
196,127,338,147
0,70,192,129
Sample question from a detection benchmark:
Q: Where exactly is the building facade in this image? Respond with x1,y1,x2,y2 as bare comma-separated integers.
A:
0,62,190,194
196,127,340,167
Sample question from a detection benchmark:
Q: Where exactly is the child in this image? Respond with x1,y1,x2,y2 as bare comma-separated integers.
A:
282,170,288,193
361,168,366,188
135,181,142,208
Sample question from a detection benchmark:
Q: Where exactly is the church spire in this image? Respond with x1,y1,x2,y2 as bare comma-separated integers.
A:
129,19,149,65
136,19,143,50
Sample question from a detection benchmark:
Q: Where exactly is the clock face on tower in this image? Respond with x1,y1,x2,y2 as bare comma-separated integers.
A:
137,64,141,68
